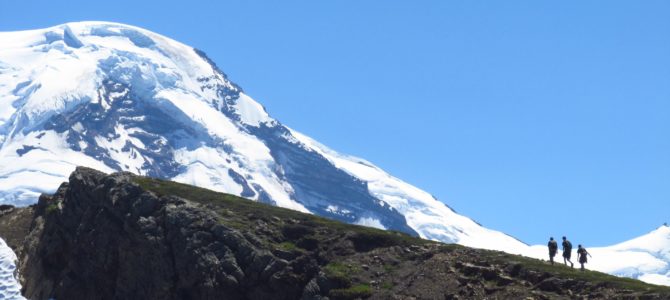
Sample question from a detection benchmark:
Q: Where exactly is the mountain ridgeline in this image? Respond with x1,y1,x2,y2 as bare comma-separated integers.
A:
1,167,668,299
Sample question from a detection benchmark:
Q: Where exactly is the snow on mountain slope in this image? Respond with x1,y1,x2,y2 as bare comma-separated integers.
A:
525,225,670,286
584,225,670,286
0,22,307,212
0,21,500,240
0,21,668,288
290,129,528,253
0,238,24,300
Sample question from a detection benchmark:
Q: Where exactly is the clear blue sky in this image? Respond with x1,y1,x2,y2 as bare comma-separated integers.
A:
2,1,668,246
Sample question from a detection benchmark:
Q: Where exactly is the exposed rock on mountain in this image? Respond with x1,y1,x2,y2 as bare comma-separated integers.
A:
2,167,668,299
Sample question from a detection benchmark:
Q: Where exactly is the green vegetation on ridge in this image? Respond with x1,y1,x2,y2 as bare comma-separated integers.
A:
481,250,670,293
133,176,670,296
134,176,424,247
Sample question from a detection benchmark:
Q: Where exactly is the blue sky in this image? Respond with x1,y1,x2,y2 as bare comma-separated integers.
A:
2,1,668,246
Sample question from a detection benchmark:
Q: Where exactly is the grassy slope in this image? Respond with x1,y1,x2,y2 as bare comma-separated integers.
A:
134,176,423,248
134,176,670,295
482,251,670,293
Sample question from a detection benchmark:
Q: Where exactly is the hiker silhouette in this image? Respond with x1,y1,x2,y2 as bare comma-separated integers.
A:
547,237,558,265
577,244,592,271
562,236,574,268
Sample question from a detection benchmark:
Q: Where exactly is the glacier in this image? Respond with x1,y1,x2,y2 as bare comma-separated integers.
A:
0,21,668,290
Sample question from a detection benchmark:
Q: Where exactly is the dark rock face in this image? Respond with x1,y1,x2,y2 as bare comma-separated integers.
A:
6,167,669,300
0,205,33,256
19,167,306,300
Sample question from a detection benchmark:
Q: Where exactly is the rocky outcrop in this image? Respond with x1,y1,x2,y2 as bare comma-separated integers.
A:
19,167,310,300
2,167,669,299
0,205,33,257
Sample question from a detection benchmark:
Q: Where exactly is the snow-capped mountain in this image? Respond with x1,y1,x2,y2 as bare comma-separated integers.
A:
0,21,524,251
0,22,667,287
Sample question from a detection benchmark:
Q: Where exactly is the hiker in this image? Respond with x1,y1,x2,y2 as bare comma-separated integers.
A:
577,244,592,271
562,236,574,268
547,237,558,265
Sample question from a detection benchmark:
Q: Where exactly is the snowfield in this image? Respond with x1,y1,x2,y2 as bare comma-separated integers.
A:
0,239,24,300
0,22,668,294
524,225,670,286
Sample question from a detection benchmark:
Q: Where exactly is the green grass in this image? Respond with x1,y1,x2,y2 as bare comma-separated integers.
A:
45,202,59,214
324,262,361,278
329,284,373,299
481,250,670,294
276,241,298,251
133,176,423,249
132,176,670,296
323,261,362,287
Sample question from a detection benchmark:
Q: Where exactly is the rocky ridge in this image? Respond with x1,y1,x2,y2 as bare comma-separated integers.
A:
1,167,669,299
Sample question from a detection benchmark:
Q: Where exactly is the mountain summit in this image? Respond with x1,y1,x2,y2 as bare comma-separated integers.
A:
0,21,524,252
